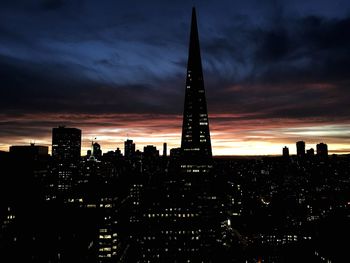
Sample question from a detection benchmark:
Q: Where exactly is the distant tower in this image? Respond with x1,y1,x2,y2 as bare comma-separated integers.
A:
316,143,328,158
115,147,122,158
181,7,212,162
282,146,289,157
52,126,81,165
296,141,305,158
92,142,102,159
163,142,167,157
143,145,159,160
52,126,81,193
306,148,315,157
124,139,135,159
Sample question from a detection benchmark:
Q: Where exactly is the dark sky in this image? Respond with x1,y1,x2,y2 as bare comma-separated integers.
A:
1,0,350,155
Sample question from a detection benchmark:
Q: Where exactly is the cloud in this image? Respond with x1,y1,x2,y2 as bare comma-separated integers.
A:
3,11,350,121
1,113,350,155
197,14,350,125
41,0,65,10
1,1,350,154
0,54,184,115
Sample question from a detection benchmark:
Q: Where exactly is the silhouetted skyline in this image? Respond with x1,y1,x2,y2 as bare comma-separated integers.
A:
1,7,349,262
1,0,350,155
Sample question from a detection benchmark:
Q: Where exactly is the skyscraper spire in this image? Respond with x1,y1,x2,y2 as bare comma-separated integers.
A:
123,9,221,262
181,7,212,162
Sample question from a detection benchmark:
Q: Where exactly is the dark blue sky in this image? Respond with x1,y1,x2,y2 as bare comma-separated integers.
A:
1,0,350,154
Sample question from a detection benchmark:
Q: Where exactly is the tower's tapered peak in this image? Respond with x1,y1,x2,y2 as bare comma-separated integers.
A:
181,7,212,162
188,7,202,75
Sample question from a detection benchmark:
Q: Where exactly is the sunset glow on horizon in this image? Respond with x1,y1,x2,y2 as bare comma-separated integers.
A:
2,2,350,262
1,1,350,156
1,113,349,156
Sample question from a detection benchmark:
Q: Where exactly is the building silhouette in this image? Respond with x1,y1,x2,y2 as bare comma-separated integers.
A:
181,7,212,162
52,126,81,165
316,142,328,158
92,142,102,160
307,148,315,157
1,7,348,263
132,8,224,262
124,139,135,159
170,147,181,156
296,141,305,158
282,146,289,157
179,9,223,256
115,147,122,158
143,145,159,159
163,142,167,157
10,143,48,159
52,126,81,193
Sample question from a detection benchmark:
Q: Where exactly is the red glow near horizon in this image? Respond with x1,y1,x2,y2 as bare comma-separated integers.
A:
0,113,350,156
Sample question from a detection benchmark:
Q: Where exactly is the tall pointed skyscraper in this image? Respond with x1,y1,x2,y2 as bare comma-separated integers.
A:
181,7,212,162
123,9,225,262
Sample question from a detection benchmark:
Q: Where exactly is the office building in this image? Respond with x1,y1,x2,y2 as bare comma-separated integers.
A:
52,126,81,165
143,145,159,160
316,143,328,158
163,143,167,157
307,148,315,157
124,139,135,159
170,147,181,159
180,8,212,163
135,8,222,262
93,142,102,160
10,143,48,159
296,141,305,158
52,126,81,193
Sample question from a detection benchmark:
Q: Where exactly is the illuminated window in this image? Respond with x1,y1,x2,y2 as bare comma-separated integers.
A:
99,235,112,239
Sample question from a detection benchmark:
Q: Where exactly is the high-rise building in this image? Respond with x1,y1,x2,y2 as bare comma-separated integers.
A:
181,7,212,163
296,141,305,158
163,143,167,157
52,126,81,165
134,8,222,262
10,143,48,160
316,142,328,158
92,142,102,160
282,146,289,157
143,145,159,160
306,148,315,157
124,139,135,159
115,147,122,158
170,147,181,159
52,126,81,194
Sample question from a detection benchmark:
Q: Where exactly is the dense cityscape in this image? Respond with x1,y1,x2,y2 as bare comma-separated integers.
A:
1,6,350,263
1,127,349,262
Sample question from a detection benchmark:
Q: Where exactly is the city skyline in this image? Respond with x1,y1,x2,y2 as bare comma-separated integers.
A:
3,125,333,157
1,0,350,155
1,6,348,262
